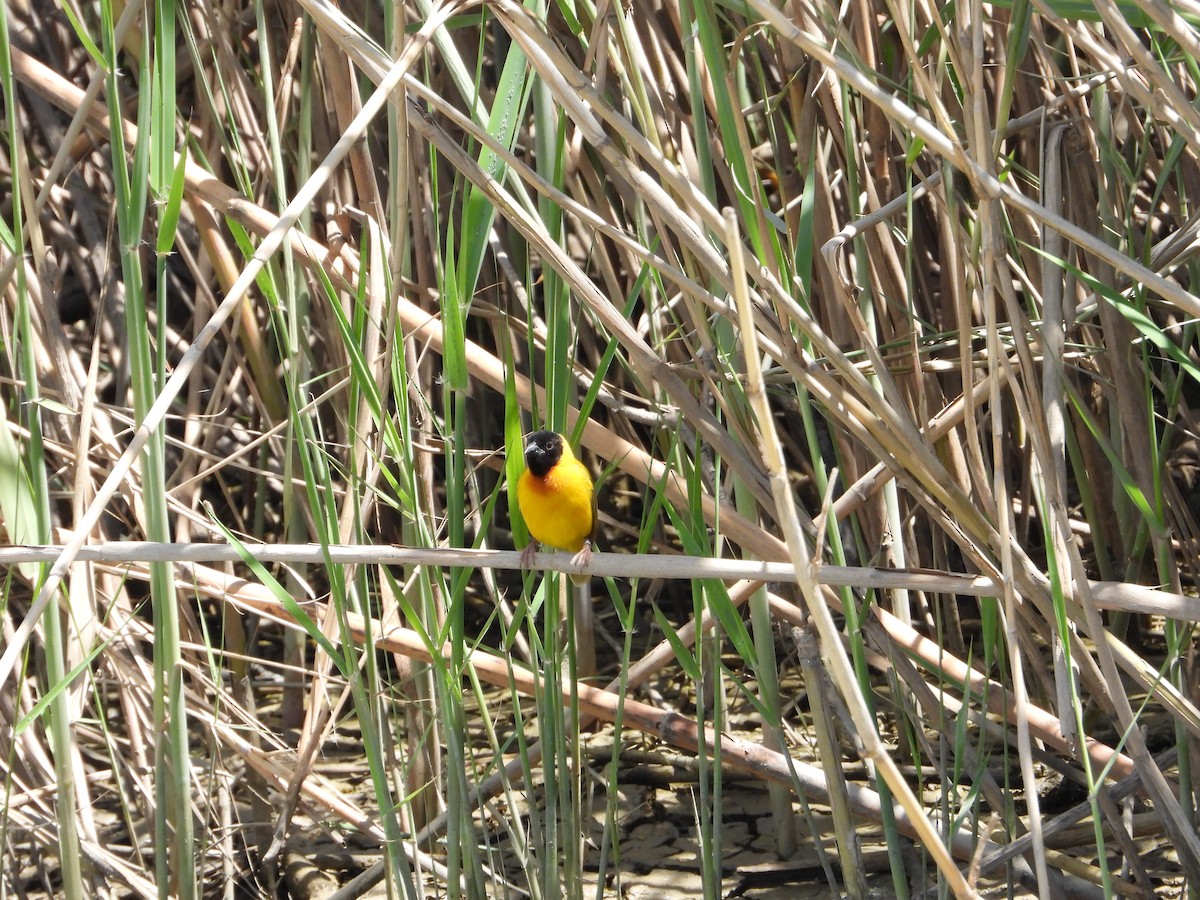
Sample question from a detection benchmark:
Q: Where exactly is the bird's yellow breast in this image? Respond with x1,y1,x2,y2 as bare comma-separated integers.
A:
517,455,594,552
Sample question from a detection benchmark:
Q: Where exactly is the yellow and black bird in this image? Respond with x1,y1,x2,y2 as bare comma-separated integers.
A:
517,430,595,584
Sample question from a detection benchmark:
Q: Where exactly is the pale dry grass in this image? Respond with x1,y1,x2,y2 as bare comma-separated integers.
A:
1,0,1199,897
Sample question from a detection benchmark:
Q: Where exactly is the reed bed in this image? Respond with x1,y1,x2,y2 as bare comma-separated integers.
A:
2,0,1199,897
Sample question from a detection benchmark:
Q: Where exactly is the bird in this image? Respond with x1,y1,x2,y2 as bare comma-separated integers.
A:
516,430,595,585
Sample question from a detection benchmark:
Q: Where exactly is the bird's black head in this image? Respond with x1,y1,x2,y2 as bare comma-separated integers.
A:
524,430,564,477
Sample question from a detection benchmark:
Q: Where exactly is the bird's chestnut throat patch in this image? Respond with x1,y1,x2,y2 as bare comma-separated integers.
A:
525,467,569,494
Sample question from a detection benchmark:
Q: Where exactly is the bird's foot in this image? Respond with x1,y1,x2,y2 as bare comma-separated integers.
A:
520,541,540,570
570,540,593,577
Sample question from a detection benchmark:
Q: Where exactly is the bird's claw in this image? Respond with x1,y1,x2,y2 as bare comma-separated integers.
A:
520,541,540,570
570,540,593,575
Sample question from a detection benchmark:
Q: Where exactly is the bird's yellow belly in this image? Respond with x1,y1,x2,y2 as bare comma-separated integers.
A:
518,465,593,552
